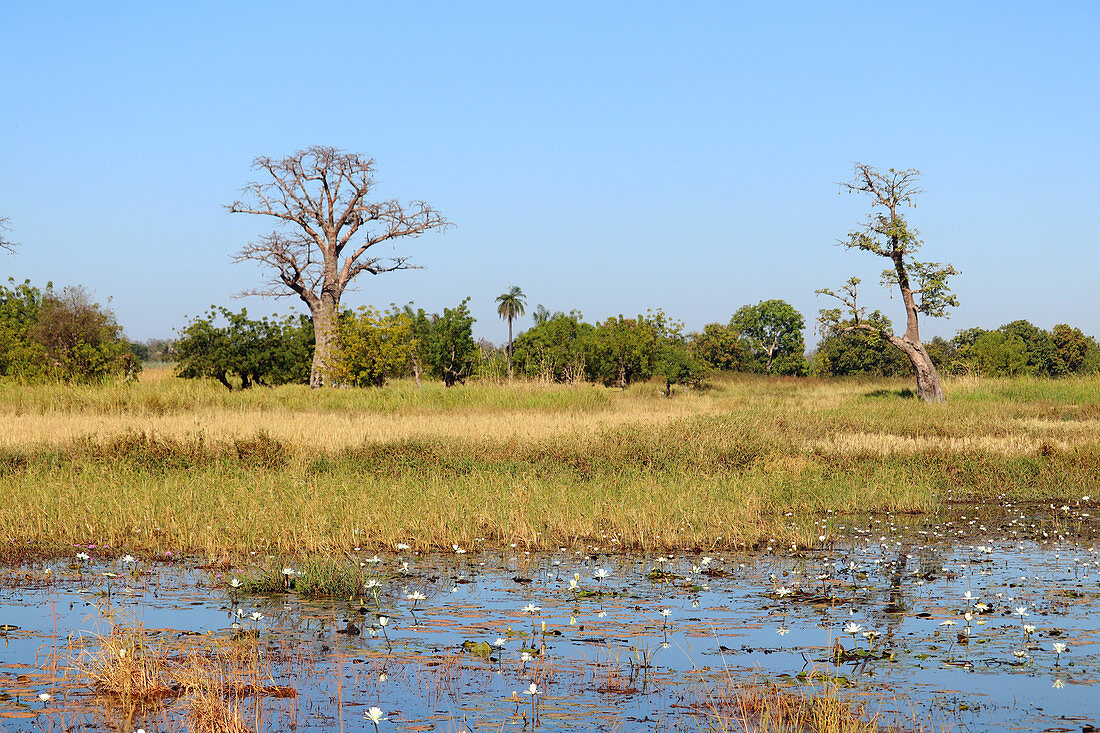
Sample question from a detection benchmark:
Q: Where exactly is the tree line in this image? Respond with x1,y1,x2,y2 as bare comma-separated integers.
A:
2,155,1098,393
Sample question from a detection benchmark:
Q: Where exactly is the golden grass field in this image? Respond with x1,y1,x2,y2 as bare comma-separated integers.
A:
1,367,1097,558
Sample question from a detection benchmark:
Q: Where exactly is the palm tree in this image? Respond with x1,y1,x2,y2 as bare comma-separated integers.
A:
495,285,526,379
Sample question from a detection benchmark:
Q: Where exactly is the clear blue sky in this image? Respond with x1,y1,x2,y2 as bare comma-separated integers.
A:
2,2,1097,346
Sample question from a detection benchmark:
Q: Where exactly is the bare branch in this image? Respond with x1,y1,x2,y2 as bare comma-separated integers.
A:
0,216,17,253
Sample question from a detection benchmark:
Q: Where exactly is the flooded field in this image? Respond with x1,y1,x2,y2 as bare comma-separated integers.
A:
2,504,1098,732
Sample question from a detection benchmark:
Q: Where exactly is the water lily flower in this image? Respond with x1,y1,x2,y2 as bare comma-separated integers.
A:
522,604,541,613
1013,606,1029,618
494,638,506,647
250,612,263,622
775,586,793,598
378,616,388,627
365,706,387,728
939,620,957,627
1023,624,1036,635
406,591,426,605
396,543,411,551
122,555,135,563
452,544,467,554
1052,642,1068,655
844,622,863,635
776,627,790,636
525,683,540,696
659,609,671,618
230,578,242,589
282,567,295,576
365,579,381,589
38,693,50,702
76,552,89,561
1052,678,1065,689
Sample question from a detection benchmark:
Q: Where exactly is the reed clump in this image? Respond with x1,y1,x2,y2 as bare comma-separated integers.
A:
60,609,290,732
699,680,927,733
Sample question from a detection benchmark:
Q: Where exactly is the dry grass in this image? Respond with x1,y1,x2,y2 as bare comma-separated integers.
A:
700,680,927,733
1,370,1098,557
57,606,289,733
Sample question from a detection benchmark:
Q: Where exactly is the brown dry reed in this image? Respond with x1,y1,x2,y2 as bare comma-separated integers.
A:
59,605,288,733
2,368,1098,558
700,680,928,733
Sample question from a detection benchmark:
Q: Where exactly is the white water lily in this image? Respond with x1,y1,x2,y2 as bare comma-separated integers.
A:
844,622,863,635
229,578,242,588
1013,606,1028,618
525,682,540,696
365,706,387,723
522,604,541,613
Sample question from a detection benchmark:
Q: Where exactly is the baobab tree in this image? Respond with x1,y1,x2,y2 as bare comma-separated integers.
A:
229,146,450,387
495,285,526,378
817,164,958,403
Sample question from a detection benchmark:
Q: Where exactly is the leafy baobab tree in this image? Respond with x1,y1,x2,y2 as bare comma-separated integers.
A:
229,146,450,387
817,164,958,403
495,285,526,378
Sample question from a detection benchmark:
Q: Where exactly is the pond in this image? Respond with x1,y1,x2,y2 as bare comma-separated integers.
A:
1,504,1098,732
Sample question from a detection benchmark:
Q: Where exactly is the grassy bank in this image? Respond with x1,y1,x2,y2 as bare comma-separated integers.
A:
1,369,1097,558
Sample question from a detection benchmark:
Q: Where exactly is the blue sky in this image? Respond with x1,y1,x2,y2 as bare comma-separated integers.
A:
2,2,1097,345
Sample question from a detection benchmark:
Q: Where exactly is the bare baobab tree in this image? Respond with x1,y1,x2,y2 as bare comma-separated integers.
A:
817,164,958,403
229,146,450,387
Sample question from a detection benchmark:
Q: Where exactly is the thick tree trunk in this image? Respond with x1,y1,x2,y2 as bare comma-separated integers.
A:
887,335,946,403
308,296,340,388
911,346,946,404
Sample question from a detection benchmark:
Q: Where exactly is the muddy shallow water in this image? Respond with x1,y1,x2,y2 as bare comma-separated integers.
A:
1,505,1098,732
